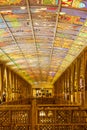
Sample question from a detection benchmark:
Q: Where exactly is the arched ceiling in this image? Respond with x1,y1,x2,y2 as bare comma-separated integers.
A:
0,0,87,85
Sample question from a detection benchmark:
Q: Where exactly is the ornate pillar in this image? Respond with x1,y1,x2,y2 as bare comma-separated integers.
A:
31,98,37,130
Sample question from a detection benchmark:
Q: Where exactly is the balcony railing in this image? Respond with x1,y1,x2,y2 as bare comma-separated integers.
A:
36,105,87,130
0,105,31,130
0,103,87,130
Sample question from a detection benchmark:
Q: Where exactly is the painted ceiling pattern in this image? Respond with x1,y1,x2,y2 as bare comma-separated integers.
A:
0,0,87,85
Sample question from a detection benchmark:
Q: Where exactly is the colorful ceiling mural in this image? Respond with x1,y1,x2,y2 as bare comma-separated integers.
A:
0,0,87,85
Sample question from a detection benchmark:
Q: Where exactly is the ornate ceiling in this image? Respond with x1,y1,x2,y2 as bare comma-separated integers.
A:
0,0,87,85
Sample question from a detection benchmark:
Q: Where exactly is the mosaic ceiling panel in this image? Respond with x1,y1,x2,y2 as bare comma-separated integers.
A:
0,0,87,85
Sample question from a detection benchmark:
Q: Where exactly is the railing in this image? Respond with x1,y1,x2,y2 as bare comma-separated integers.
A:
2,98,32,105
0,101,87,130
36,104,87,130
0,105,31,130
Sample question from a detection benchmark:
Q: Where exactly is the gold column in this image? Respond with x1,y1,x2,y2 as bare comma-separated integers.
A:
31,98,37,130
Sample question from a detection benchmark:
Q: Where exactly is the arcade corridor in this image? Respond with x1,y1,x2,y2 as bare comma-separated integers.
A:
0,0,87,130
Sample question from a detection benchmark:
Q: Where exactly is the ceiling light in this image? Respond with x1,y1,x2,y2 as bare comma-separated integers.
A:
34,10,40,13
40,8,47,10
59,12,66,15
6,62,14,65
0,10,12,14
20,6,26,10
35,23,39,25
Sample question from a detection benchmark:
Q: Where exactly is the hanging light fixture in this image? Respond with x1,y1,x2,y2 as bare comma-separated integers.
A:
39,110,46,117
48,110,53,117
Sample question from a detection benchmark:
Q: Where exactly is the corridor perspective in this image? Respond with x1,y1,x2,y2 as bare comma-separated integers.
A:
0,0,87,130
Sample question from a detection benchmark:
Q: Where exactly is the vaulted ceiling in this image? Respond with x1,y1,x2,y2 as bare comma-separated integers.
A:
0,0,87,85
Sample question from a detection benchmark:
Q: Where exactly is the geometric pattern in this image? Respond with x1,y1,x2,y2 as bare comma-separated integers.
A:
0,0,87,85
37,107,87,130
0,109,31,130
